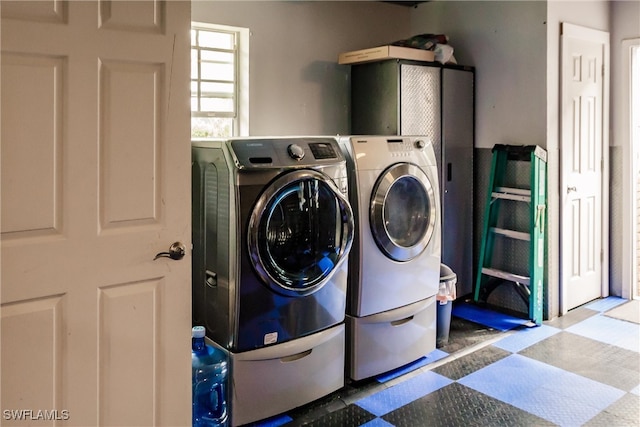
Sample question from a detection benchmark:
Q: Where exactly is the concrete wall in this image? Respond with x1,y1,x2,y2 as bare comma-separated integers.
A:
192,0,412,136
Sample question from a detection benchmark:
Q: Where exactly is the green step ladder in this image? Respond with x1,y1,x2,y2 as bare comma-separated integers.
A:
474,144,547,326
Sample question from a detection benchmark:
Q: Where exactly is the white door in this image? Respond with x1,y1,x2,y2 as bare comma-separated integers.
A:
560,23,609,312
1,1,191,426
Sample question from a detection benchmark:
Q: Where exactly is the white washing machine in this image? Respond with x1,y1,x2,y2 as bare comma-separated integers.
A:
339,135,441,380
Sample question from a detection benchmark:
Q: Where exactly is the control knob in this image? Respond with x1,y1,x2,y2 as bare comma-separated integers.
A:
287,144,305,160
414,139,427,149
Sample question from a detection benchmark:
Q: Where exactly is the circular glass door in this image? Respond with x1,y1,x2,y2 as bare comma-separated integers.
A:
248,169,354,296
370,163,437,262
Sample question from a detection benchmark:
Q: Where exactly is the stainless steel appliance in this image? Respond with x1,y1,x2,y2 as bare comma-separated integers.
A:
340,135,441,380
192,137,354,426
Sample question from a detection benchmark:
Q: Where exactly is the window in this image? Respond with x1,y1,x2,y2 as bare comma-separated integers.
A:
191,23,248,138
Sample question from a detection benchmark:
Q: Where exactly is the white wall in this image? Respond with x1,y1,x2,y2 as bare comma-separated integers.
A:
410,1,547,150
611,0,640,150
192,0,412,136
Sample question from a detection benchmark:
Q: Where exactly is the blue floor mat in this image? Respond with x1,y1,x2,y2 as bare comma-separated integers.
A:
452,303,531,331
374,349,449,383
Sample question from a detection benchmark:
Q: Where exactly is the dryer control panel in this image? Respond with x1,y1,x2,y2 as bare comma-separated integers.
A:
341,136,435,170
386,137,428,158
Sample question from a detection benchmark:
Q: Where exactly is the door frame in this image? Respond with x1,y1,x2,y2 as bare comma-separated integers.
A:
560,22,610,314
621,38,640,300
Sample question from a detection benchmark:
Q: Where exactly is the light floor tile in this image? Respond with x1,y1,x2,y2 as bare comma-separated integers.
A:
493,324,561,353
566,314,640,352
356,371,452,417
585,296,628,312
361,418,394,427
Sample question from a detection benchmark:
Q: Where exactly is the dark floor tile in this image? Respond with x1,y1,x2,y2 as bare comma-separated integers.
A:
431,346,511,380
519,331,640,391
278,383,371,425
288,404,375,427
544,307,598,329
583,393,640,427
341,380,389,406
381,382,556,427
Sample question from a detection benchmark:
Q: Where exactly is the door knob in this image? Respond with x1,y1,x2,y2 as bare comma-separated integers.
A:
567,186,577,193
154,242,186,260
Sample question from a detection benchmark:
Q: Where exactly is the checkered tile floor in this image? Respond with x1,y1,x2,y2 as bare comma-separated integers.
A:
246,297,640,427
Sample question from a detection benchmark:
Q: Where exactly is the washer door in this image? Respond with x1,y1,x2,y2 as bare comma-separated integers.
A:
248,169,354,296
370,162,437,262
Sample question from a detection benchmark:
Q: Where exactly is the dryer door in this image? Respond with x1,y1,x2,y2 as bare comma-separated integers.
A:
248,169,354,296
370,162,437,262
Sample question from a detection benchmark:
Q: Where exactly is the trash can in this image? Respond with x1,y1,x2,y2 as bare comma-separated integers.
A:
436,263,457,348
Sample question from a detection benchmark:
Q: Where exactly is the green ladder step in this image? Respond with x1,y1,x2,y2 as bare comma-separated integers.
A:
474,144,547,326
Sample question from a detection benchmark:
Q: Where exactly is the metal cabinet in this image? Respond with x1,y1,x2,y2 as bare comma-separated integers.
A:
351,59,475,298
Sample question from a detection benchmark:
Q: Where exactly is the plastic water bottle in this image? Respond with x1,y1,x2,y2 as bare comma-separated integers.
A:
192,326,228,427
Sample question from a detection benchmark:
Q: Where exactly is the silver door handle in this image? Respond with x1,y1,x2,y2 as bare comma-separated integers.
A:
154,242,186,260
567,186,577,193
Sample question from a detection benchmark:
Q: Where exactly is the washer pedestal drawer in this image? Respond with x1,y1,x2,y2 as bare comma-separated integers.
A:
229,324,345,426
346,296,436,381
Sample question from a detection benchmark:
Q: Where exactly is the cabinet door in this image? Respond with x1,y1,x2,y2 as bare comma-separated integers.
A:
351,61,400,134
399,63,441,161
442,68,475,297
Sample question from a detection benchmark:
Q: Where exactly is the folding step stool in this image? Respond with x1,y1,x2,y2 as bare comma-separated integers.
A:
474,144,547,326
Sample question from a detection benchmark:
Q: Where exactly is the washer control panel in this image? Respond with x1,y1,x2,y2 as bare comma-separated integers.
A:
230,137,343,169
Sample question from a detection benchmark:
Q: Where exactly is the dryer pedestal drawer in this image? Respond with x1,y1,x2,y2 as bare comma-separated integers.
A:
229,324,345,426
346,296,436,381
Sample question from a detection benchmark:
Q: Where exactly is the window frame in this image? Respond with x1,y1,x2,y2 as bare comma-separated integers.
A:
191,22,249,137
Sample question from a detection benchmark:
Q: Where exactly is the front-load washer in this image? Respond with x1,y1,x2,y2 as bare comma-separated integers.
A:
192,137,354,426
339,135,441,380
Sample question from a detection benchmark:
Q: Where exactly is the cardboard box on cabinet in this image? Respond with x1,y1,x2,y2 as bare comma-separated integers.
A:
338,45,434,65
